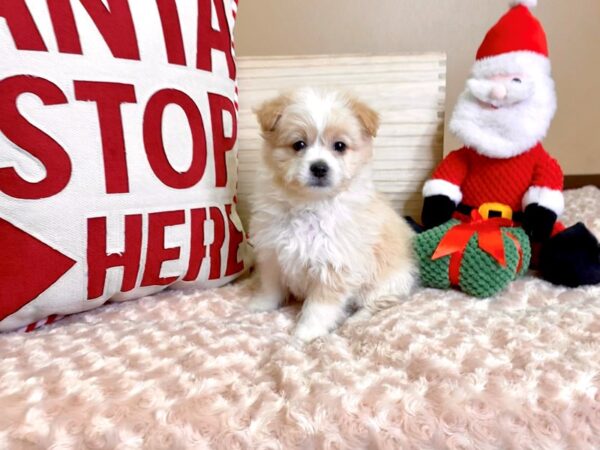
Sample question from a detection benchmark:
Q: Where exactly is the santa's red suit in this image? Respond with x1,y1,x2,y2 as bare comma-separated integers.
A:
426,143,564,221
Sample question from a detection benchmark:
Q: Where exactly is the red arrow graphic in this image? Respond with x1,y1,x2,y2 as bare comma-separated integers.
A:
0,219,76,321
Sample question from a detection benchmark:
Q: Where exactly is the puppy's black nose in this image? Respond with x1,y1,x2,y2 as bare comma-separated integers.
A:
310,161,329,178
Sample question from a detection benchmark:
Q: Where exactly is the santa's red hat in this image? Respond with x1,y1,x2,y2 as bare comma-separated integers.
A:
472,0,551,77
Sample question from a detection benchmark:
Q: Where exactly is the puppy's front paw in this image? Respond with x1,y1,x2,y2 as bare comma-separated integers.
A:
248,295,281,312
293,322,329,343
345,308,373,326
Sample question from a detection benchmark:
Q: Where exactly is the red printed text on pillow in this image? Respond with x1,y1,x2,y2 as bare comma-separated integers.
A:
0,0,244,312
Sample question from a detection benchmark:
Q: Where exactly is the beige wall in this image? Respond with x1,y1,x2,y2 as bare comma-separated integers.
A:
235,0,600,175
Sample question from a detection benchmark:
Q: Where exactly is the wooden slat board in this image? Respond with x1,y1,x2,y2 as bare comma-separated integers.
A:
235,53,446,224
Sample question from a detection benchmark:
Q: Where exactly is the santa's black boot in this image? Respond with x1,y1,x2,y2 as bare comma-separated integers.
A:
539,223,600,287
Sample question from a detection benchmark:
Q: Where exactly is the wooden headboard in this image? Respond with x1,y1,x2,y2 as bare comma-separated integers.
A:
234,53,446,224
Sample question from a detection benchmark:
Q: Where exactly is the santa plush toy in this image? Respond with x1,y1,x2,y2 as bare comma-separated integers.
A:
421,0,600,287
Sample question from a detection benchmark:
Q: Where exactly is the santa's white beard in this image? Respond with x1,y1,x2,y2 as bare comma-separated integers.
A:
449,74,557,159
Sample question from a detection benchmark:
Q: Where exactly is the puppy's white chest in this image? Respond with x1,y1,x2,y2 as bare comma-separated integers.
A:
269,207,356,295
278,209,337,261
289,209,326,242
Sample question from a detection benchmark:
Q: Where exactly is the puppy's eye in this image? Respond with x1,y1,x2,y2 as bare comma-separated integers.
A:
333,142,347,152
512,78,522,83
292,141,306,151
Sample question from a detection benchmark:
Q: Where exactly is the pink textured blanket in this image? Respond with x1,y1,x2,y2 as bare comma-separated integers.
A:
1,187,600,450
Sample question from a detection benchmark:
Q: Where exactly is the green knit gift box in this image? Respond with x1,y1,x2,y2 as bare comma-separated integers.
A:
414,219,531,298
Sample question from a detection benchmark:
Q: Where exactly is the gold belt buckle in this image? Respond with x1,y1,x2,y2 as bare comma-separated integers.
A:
478,202,513,220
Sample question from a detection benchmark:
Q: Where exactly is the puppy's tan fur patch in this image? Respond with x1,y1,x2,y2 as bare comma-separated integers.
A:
349,97,380,137
255,94,292,135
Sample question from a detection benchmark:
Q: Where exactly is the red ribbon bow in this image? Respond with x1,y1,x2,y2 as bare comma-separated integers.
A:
431,211,521,286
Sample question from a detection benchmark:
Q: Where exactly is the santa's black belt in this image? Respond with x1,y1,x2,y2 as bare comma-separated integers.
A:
457,203,524,222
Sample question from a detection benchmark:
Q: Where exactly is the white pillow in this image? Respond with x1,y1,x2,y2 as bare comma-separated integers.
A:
0,0,248,331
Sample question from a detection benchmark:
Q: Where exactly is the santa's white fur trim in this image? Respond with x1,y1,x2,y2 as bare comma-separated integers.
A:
522,186,564,216
509,0,537,8
473,51,551,78
423,179,463,205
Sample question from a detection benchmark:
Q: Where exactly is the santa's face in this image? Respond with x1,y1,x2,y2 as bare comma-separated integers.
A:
450,56,557,159
467,74,535,109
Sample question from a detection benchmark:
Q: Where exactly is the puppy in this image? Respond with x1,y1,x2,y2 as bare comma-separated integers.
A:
248,88,416,342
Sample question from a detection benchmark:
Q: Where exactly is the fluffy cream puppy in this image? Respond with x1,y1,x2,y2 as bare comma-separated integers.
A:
248,88,416,342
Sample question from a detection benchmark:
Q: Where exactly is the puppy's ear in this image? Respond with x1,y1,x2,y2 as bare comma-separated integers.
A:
254,94,291,134
349,98,380,138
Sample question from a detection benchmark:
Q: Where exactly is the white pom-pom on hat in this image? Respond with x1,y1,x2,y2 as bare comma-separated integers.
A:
509,0,538,8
